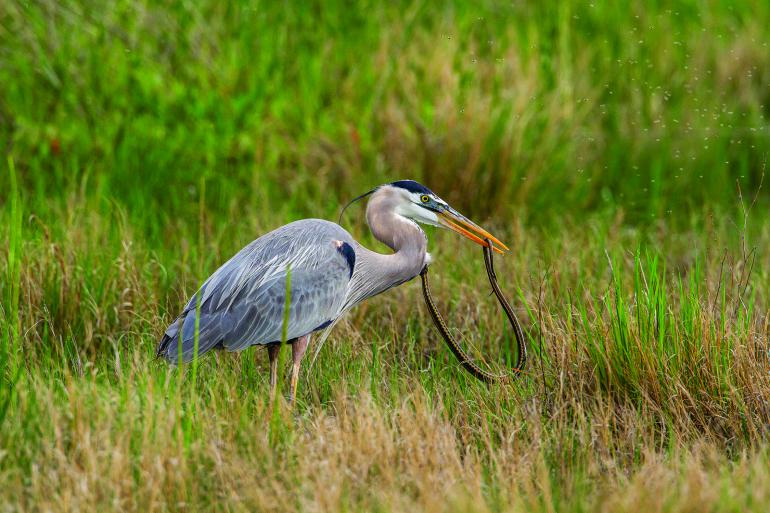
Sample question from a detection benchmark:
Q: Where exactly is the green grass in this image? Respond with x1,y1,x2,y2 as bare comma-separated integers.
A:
1,0,770,511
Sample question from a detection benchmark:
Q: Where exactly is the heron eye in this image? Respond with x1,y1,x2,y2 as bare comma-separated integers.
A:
420,195,430,203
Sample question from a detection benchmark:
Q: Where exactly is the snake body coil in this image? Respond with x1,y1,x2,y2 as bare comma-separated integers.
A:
420,241,526,383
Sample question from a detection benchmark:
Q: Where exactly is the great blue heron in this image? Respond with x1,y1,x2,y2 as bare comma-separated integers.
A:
157,180,508,402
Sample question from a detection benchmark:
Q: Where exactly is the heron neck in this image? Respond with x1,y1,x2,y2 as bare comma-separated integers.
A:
341,202,428,311
365,197,428,276
368,214,427,274
349,224,425,303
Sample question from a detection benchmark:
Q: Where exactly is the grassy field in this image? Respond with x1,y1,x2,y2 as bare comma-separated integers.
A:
2,0,770,511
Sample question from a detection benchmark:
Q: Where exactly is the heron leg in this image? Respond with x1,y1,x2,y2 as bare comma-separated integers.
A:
289,334,310,405
267,344,280,400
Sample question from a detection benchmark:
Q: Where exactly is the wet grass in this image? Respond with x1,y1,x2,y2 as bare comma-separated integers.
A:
2,1,770,511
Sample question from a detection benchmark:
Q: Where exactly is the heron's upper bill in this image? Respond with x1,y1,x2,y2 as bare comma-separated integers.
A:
437,209,508,254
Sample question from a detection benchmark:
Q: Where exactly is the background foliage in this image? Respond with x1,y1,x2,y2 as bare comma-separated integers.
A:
1,1,769,511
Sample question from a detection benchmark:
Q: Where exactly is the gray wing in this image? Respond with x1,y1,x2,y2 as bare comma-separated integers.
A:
157,219,356,363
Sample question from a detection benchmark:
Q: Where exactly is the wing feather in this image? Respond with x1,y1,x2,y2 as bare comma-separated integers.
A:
158,219,355,363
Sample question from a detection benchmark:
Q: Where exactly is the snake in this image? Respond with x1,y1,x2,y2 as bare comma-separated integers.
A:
420,239,527,383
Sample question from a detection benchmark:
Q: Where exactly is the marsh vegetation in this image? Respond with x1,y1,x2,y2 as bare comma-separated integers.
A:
2,1,770,511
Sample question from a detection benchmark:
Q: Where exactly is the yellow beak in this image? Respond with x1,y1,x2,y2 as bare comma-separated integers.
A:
437,208,509,254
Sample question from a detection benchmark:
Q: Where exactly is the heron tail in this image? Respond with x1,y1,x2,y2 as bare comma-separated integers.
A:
156,310,226,364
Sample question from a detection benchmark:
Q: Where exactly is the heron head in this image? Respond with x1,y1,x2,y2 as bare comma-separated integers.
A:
385,180,508,254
